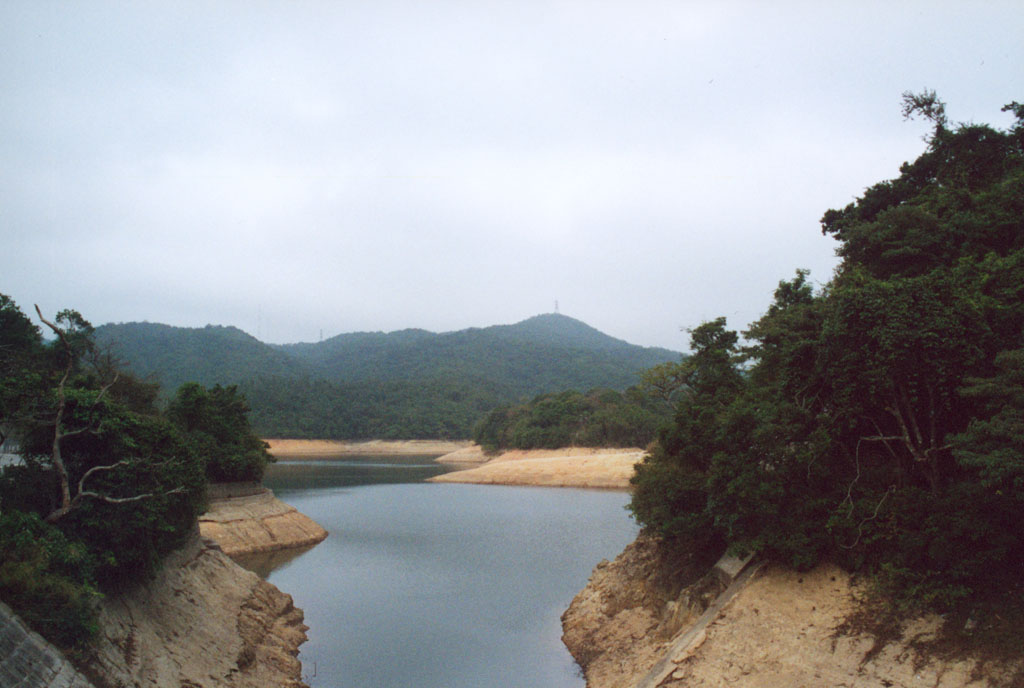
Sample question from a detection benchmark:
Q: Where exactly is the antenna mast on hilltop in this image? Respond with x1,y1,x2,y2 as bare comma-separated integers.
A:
554,300,559,314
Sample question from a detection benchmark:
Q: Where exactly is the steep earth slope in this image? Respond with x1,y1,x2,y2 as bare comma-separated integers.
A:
563,535,1023,688
82,535,309,688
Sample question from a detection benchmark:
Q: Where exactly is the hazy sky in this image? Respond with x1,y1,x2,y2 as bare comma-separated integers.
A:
3,2,1022,351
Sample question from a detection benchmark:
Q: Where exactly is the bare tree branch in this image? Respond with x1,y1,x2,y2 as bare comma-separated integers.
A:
35,305,156,524
45,457,189,523
35,305,74,513
839,438,864,515
839,485,896,550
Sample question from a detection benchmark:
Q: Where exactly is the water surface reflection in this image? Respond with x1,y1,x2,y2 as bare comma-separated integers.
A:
258,455,638,688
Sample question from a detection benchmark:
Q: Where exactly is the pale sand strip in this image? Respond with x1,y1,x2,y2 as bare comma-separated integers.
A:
429,447,645,489
434,444,489,463
265,438,473,457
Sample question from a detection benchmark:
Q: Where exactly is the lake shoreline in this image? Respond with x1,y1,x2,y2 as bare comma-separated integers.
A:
266,439,645,490
261,467,640,687
429,446,644,490
265,438,473,457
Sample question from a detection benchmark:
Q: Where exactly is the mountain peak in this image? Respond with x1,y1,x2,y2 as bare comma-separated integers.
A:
492,313,633,351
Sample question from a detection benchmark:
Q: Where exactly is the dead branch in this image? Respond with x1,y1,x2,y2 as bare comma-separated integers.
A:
839,485,896,550
885,397,926,462
34,305,126,523
839,438,864,515
35,305,74,512
898,381,926,449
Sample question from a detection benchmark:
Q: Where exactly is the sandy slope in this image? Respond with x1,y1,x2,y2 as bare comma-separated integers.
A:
429,447,644,489
563,536,1022,688
85,535,309,688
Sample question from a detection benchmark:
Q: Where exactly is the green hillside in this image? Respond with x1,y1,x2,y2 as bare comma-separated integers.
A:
97,314,680,439
95,322,311,389
273,314,675,386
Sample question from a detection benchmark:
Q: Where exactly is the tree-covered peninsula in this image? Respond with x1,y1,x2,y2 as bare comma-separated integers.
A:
631,94,1024,617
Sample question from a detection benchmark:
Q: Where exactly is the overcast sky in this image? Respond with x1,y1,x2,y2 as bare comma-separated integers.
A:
2,2,1022,351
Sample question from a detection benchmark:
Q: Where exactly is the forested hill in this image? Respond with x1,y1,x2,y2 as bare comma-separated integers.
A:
273,314,674,386
95,314,680,439
94,322,312,388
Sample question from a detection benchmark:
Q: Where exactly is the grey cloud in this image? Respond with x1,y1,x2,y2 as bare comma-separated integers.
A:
2,1,1023,350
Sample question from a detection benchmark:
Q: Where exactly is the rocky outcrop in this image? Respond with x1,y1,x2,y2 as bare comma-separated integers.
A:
199,487,327,557
563,535,1023,688
82,535,309,688
561,534,727,687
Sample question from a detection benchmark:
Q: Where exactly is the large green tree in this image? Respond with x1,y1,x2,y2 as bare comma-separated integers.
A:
629,318,743,551
0,297,207,651
630,94,1024,609
168,382,272,483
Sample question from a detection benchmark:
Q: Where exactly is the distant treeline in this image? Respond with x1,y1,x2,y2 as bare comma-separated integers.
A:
236,375,504,439
96,313,680,439
473,387,670,451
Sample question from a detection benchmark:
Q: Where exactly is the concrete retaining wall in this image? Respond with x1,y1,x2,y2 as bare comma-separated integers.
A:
0,601,94,688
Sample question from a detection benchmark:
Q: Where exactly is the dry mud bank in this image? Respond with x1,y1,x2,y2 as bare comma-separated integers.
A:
562,535,1022,688
83,535,309,688
199,485,327,557
265,438,471,457
429,447,644,489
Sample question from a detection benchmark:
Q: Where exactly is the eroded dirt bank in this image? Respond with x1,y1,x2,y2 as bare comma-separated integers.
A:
82,535,309,688
563,535,1022,688
429,447,644,489
199,485,327,557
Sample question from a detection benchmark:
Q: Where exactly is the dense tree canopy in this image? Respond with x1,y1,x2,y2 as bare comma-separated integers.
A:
0,297,266,652
472,386,670,452
168,382,272,483
631,96,1024,609
97,314,679,440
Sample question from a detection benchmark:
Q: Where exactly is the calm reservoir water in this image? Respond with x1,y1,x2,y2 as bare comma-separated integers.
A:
254,455,640,688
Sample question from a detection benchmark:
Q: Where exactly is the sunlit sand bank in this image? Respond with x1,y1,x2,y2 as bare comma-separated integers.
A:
265,438,473,457
429,446,644,489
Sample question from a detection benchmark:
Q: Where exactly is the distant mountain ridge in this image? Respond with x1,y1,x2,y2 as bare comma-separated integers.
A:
94,321,312,389
95,313,680,439
271,314,674,384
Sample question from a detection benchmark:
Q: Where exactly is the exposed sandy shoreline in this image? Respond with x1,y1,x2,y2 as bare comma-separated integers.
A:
265,438,472,457
264,438,644,488
429,446,645,489
563,536,1022,688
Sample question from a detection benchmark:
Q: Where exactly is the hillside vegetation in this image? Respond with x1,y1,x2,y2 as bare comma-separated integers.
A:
0,297,271,652
473,387,671,452
96,313,680,439
630,94,1024,620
